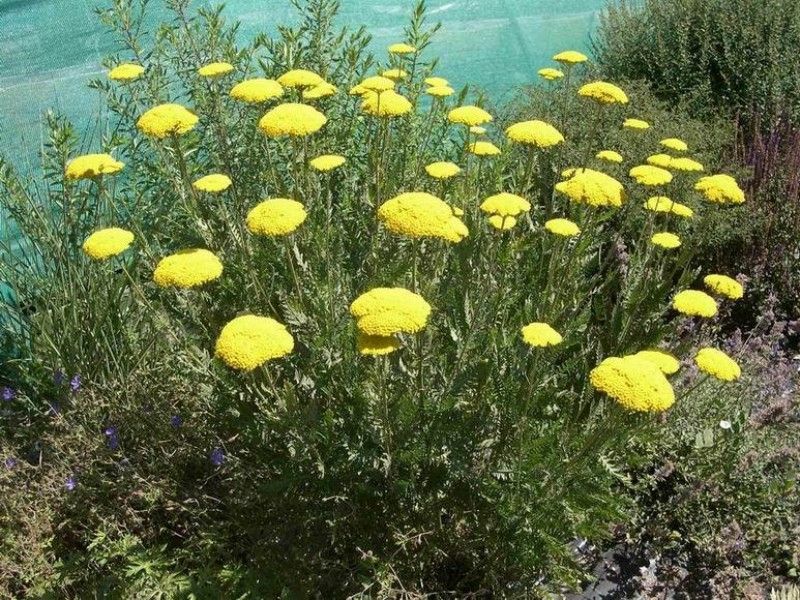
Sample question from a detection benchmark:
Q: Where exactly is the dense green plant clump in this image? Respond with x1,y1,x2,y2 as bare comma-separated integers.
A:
0,0,771,596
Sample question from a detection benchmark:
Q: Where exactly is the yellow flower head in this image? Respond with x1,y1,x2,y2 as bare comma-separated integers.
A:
425,161,461,179
230,78,283,103
470,126,487,135
630,165,673,186
361,90,413,117
425,76,449,87
555,168,626,207
480,192,531,217
357,332,401,356
137,103,198,138
545,218,581,237
198,62,234,77
65,153,124,180
108,63,144,81
631,350,680,375
309,154,346,172
153,249,223,288
488,215,517,230
646,154,673,169
192,174,232,193
505,120,564,148
348,83,369,96
623,118,650,130
302,82,337,100
651,232,681,249
378,192,468,242
704,274,744,300
448,105,493,127
426,85,455,98
553,50,588,64
661,138,688,152
596,150,623,163
521,322,563,347
469,141,501,156
695,348,741,381
215,315,294,371
672,289,718,318
246,198,307,236
350,288,431,336
538,67,565,81
695,174,745,204
578,81,629,104
359,75,395,92
590,355,675,412
644,196,694,218
388,43,417,54
277,69,324,88
451,206,464,217
258,102,327,137
670,157,704,172
382,68,408,80
82,227,134,260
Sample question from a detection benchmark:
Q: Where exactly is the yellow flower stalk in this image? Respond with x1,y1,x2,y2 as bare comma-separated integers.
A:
82,228,135,260
230,78,283,103
65,154,124,180
153,249,223,288
215,315,294,371
590,356,675,412
350,288,431,336
137,103,198,138
258,103,327,137
246,199,308,236
521,322,563,347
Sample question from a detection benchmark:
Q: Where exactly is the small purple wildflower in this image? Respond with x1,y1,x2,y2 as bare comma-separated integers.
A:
65,475,77,491
1,387,14,402
210,447,225,467
53,370,65,385
4,457,16,469
70,374,81,393
104,426,119,451
170,414,183,428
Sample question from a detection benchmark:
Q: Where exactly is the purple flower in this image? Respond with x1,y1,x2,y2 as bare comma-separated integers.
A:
70,374,82,393
104,426,119,451
53,370,65,385
4,457,16,469
210,447,225,467
65,475,77,491
1,387,14,402
170,414,183,428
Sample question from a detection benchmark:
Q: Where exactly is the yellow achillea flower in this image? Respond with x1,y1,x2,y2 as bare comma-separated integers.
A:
631,350,680,375
538,67,565,80
480,192,531,217
646,154,673,169
108,63,144,81
448,105,493,127
246,198,308,236
137,103,198,138
505,120,564,148
670,157,704,172
198,62,234,77
644,196,694,218
426,85,455,98
470,126,487,135
695,174,745,204
695,348,741,381
672,289,718,318
704,274,744,300
553,50,588,64
521,322,563,347
215,315,294,371
277,69,324,88
629,165,673,186
230,78,283,103
545,218,580,237
451,206,464,216
555,168,626,207
661,138,688,152
382,68,408,80
309,154,346,172
590,355,675,412
425,76,449,87
357,332,401,356
65,153,124,180
192,174,232,193
303,82,337,100
361,90,413,117
388,42,417,54
469,141,501,156
596,150,623,163
623,118,650,130
488,215,517,230
651,232,681,249
348,83,369,96
259,103,327,137
153,249,223,288
82,227,134,260
578,81,629,104
350,288,431,336
425,161,461,179
359,75,395,92
378,192,468,242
